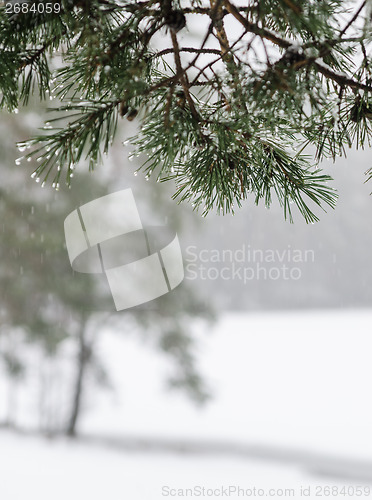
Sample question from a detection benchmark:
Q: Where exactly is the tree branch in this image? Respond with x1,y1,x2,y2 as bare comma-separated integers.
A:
339,1,366,37
222,0,292,49
155,47,221,58
314,59,372,91
170,30,201,121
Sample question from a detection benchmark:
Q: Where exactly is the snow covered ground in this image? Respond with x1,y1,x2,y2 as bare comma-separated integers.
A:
3,428,369,500
1,310,372,500
83,310,372,458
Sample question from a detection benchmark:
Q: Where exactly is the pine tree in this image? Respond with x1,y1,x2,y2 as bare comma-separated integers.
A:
1,0,371,222
0,111,213,435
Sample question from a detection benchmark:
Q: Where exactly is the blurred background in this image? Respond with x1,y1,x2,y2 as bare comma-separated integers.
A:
1,99,372,500
1,19,372,500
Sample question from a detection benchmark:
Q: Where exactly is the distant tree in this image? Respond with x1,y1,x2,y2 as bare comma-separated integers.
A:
1,0,372,221
0,117,213,436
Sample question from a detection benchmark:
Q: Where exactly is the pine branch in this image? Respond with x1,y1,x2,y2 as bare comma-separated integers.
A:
222,0,293,49
313,59,372,92
156,47,222,57
2,0,371,222
339,1,366,37
170,30,201,121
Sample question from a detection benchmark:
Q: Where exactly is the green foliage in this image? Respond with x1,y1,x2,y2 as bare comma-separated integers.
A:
1,0,372,222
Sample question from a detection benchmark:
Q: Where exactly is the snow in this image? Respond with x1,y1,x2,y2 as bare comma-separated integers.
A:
0,429,368,500
80,311,372,461
1,310,372,499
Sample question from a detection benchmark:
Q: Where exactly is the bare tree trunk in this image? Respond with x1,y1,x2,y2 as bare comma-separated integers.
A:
66,317,90,437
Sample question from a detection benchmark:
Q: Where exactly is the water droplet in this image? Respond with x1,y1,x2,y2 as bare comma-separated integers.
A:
18,146,26,152
134,171,138,176
27,157,32,162
14,108,19,114
35,178,40,183
31,172,37,178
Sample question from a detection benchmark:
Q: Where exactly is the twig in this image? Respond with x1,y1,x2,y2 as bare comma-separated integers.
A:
314,59,372,92
223,0,292,49
170,30,201,121
155,47,221,58
339,1,366,37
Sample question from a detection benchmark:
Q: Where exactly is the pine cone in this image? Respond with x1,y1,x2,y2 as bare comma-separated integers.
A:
165,10,186,32
126,109,138,121
119,102,129,117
